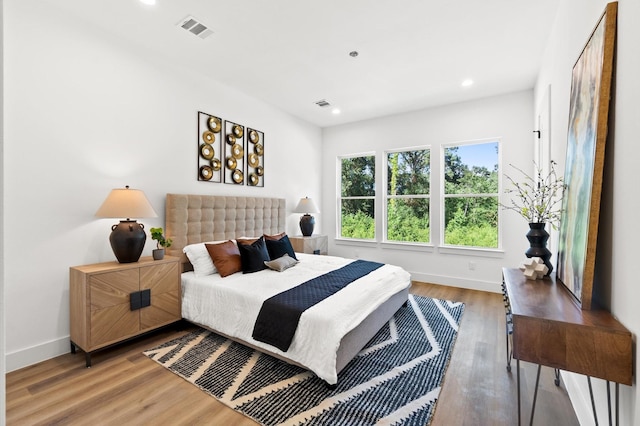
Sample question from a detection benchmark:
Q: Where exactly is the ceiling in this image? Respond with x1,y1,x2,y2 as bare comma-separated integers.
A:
42,0,561,128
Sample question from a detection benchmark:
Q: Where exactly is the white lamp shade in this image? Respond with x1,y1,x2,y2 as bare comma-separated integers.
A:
293,197,319,214
95,186,158,219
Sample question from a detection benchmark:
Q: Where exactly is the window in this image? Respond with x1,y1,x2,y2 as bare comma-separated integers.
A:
443,140,500,248
339,154,376,239
385,148,430,243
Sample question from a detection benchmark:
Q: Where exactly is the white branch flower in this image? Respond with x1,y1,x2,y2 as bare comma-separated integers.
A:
500,161,566,229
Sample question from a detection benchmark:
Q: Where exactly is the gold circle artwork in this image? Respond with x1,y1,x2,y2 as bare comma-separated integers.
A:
207,116,221,133
232,168,244,184
248,153,259,167
211,158,221,171
202,131,215,144
231,143,244,159
232,124,244,138
249,129,259,144
226,134,236,145
256,165,264,176
249,173,259,186
200,144,214,160
254,143,264,156
199,165,213,180
226,156,237,170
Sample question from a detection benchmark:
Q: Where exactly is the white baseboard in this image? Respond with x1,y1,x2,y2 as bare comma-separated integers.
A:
6,335,70,372
409,271,501,294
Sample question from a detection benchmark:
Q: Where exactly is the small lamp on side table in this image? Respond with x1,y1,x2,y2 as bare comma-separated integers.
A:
293,197,319,237
95,185,158,263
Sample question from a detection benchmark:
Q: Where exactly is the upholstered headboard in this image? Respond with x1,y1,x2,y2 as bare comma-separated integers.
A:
165,194,286,269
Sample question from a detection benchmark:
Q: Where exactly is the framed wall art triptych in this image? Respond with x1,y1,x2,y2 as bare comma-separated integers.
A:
197,111,264,187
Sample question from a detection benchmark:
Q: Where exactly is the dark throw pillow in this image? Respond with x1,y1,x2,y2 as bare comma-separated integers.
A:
264,234,297,260
237,236,270,273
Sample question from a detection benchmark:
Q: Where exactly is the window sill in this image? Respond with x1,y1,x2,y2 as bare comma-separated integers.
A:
438,245,504,258
334,238,378,248
380,241,434,252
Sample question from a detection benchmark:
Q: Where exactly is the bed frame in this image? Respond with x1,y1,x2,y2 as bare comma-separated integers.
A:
165,193,409,380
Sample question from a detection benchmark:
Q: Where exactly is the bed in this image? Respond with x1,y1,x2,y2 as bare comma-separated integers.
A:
165,194,411,385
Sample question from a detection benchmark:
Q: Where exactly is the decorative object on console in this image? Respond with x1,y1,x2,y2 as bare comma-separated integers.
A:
519,257,549,280
95,186,158,263
501,160,565,275
197,111,222,182
293,197,319,236
525,223,552,274
556,2,617,310
150,227,172,260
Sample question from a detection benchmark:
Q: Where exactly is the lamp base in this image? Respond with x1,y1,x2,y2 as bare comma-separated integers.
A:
299,214,315,237
109,220,146,263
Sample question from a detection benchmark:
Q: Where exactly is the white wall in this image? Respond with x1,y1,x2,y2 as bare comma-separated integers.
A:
3,0,322,371
322,90,535,292
534,0,639,424
1,0,6,421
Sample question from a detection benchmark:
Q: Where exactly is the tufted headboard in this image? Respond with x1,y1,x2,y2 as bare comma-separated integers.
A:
165,194,286,270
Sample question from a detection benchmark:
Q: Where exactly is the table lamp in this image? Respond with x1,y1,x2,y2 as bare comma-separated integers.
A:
95,186,158,263
293,197,319,237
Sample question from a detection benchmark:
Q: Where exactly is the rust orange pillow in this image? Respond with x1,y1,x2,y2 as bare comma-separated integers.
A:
263,232,286,241
205,240,241,277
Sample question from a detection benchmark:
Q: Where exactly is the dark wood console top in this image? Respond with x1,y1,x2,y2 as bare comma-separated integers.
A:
503,268,632,385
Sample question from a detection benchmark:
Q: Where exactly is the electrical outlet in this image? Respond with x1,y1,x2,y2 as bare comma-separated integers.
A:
468,261,476,270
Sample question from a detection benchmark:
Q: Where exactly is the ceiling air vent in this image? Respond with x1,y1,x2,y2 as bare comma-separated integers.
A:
315,99,331,108
178,16,213,40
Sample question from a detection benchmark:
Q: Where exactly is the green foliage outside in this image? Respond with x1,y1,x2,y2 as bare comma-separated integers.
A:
386,150,430,243
387,198,430,242
444,145,499,248
341,156,376,239
340,143,499,248
341,210,375,239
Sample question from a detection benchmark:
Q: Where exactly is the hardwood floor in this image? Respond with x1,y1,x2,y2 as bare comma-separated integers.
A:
6,283,579,425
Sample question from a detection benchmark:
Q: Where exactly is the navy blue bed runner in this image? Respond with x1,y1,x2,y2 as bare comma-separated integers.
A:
252,259,384,352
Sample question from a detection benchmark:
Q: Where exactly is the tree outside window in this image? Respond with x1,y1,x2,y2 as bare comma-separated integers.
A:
443,141,499,248
339,155,375,239
386,148,430,243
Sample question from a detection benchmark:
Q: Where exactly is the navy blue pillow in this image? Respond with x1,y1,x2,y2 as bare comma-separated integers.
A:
238,236,270,273
265,235,297,260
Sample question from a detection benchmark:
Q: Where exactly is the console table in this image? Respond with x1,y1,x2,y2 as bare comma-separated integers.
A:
501,268,632,425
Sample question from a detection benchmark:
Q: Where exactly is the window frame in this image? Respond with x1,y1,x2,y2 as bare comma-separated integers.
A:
440,138,502,250
336,152,377,242
383,145,431,245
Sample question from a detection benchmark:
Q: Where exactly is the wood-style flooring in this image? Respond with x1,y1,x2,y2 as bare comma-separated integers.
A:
6,282,580,425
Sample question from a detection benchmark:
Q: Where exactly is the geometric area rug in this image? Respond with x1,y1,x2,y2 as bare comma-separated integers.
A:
144,295,464,426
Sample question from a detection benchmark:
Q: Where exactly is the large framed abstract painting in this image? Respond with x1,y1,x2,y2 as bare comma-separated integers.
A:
556,2,617,310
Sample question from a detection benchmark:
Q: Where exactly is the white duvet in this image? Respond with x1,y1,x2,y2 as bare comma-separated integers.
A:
181,253,411,384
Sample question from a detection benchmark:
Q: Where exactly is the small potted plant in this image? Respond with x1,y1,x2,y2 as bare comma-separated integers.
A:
150,227,173,260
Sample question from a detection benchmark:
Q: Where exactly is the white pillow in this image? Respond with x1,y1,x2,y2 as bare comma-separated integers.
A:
264,254,299,272
183,240,226,277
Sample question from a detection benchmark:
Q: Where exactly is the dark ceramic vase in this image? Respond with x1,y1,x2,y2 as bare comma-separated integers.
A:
525,222,553,275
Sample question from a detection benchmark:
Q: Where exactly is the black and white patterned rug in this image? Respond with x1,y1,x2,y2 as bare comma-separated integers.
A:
144,295,464,426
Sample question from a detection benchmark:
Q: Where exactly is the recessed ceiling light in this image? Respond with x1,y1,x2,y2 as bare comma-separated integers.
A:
349,51,359,58
461,79,474,87
140,0,156,5
332,108,341,115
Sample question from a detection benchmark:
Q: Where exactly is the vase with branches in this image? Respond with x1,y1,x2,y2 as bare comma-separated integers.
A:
501,160,566,274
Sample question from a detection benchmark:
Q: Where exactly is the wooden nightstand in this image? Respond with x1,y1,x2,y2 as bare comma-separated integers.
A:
289,235,328,255
70,256,181,367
